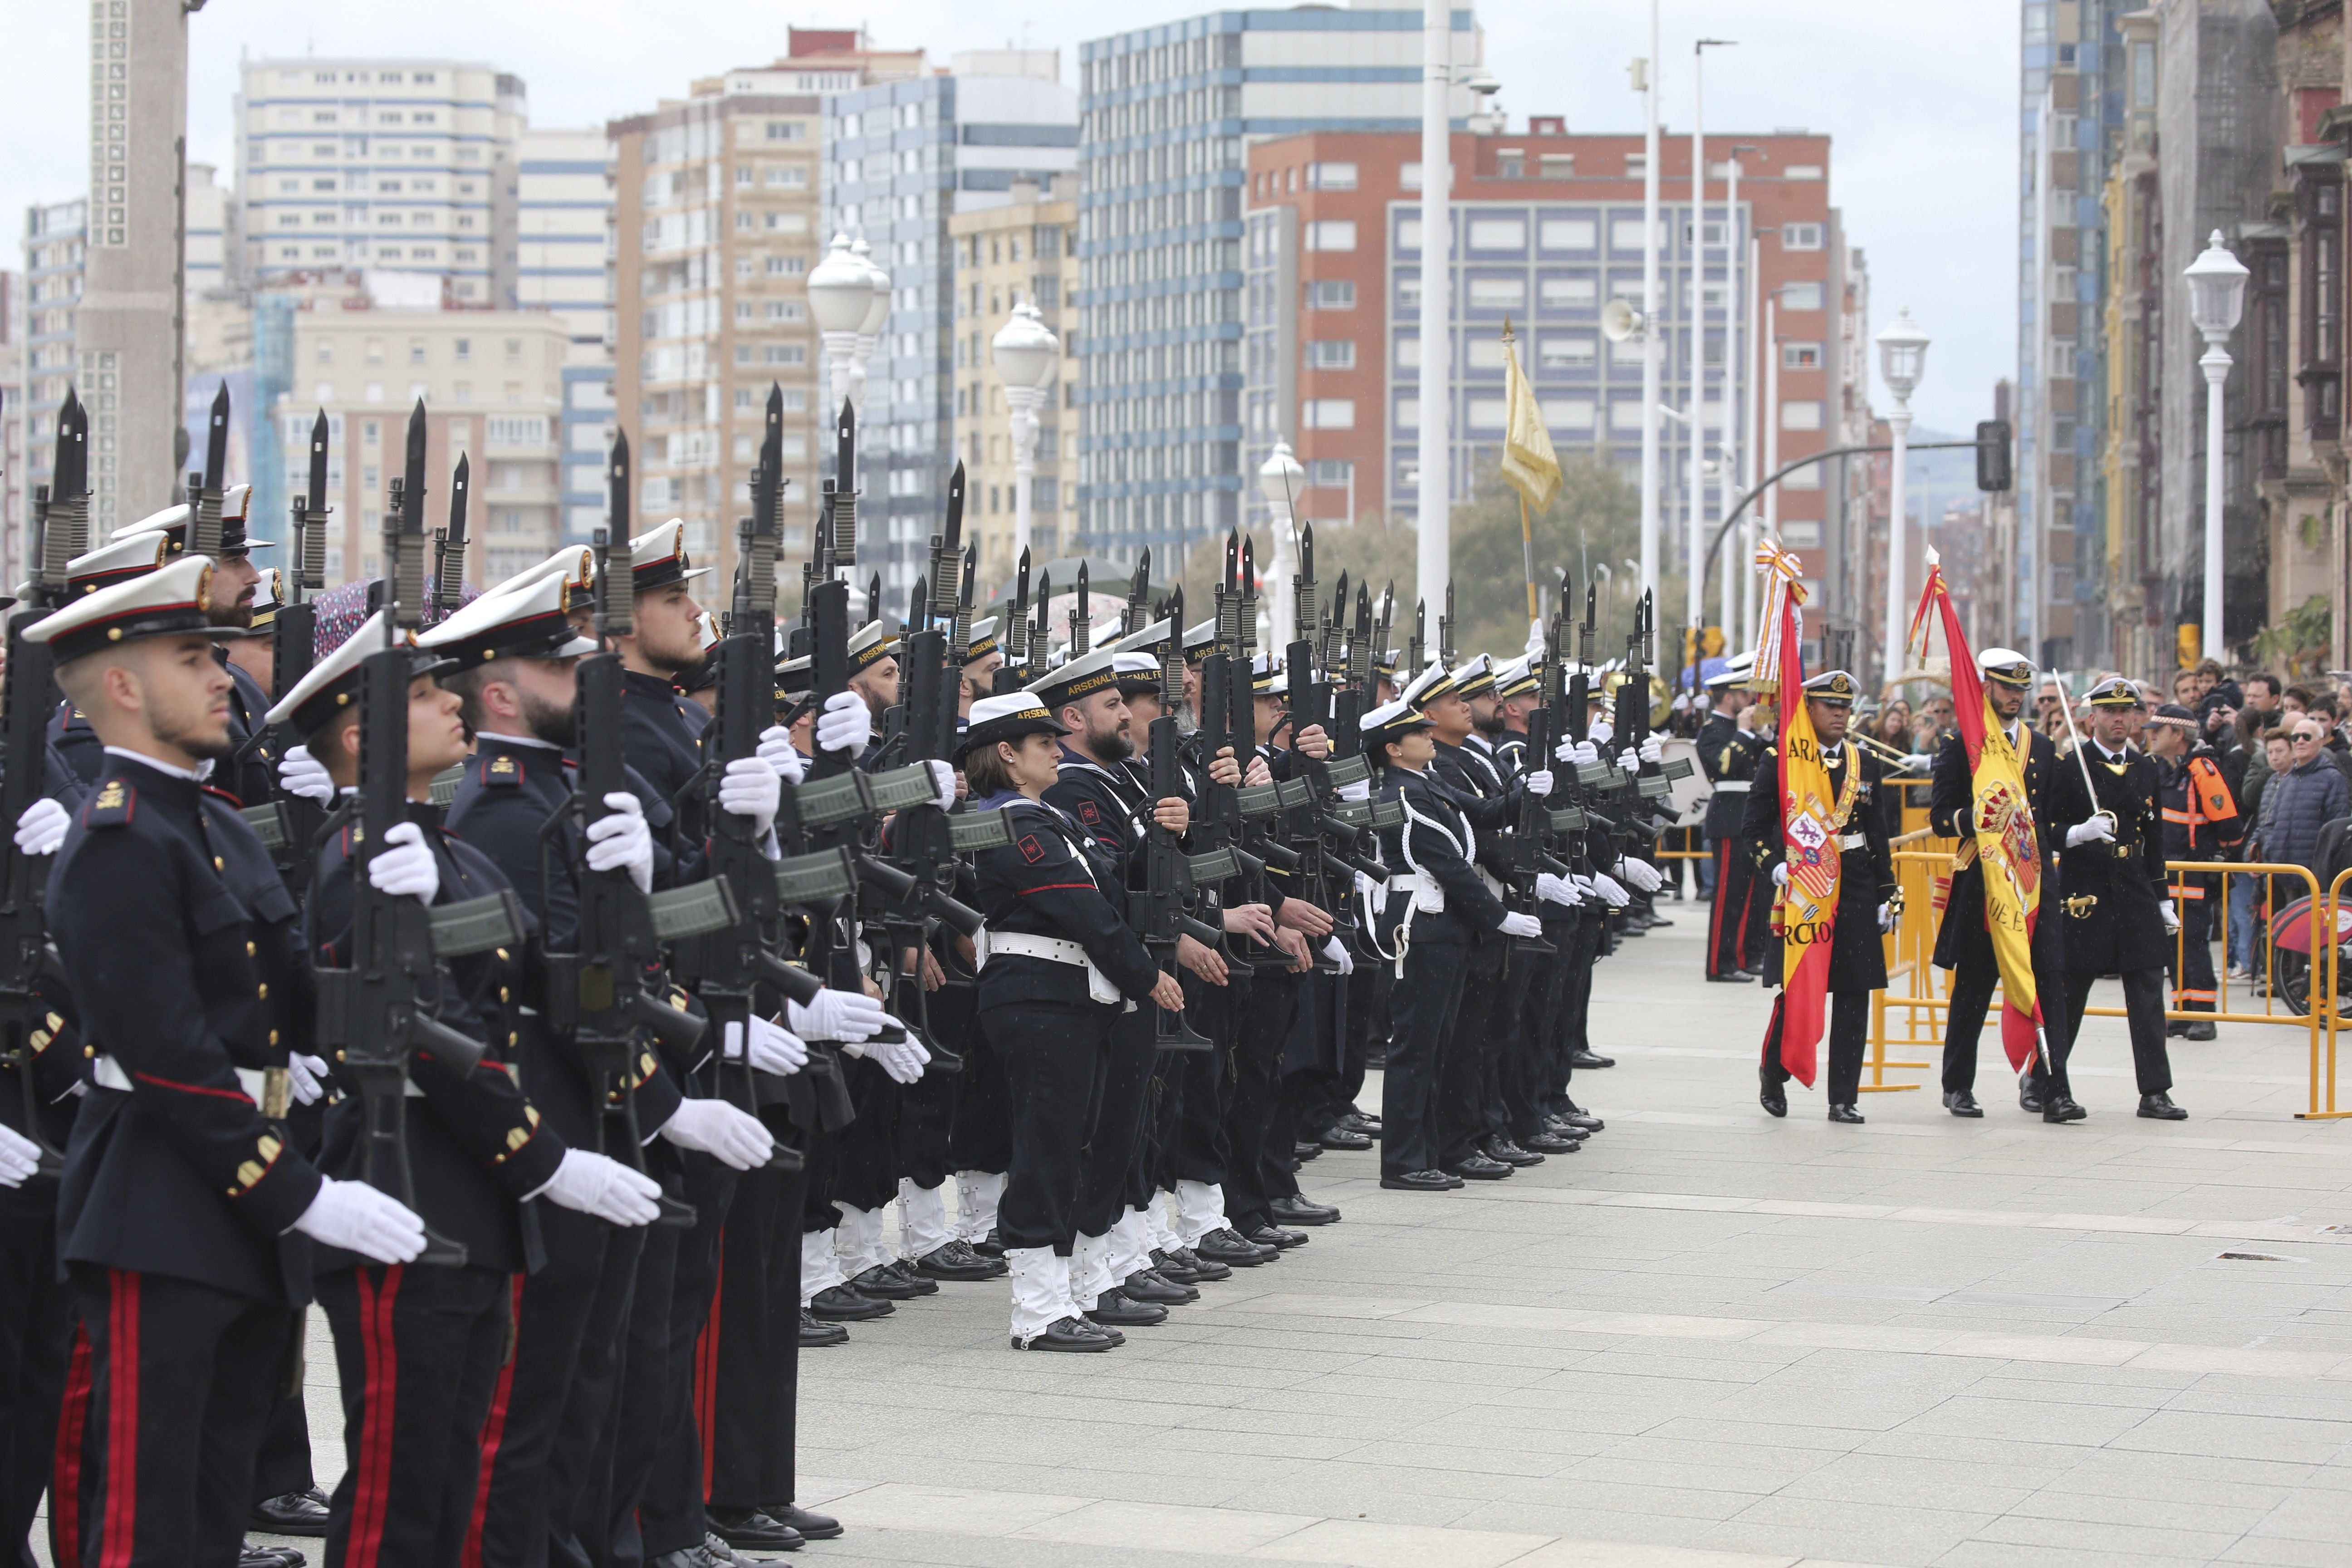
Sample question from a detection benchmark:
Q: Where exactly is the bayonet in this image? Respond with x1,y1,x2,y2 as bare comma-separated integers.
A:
1123,549,1151,637
1069,560,1092,657
1439,579,1457,669
434,451,470,621
998,546,1032,692
189,381,231,561
1407,599,1426,675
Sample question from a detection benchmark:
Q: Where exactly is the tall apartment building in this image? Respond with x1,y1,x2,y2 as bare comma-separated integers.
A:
515,126,620,547
1076,6,1484,567
274,301,568,585
825,50,1080,599
235,58,525,303
949,176,1083,591
1240,127,1863,623
611,31,921,599
19,200,85,532
0,272,23,588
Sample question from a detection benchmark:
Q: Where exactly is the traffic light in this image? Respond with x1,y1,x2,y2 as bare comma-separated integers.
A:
1975,420,2013,492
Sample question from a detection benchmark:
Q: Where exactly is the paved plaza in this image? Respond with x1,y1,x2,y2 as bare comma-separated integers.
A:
253,911,2352,1568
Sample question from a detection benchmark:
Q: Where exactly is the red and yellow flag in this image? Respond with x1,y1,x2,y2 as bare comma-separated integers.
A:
1907,556,2045,1069
1758,546,1837,1086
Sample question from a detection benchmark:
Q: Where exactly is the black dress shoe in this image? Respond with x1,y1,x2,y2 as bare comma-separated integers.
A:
1196,1227,1275,1265
1085,1288,1169,1327
2043,1096,2086,1123
881,1259,939,1295
1570,1049,1616,1069
1293,1140,1323,1162
1379,1169,1455,1192
240,1546,304,1568
1122,1268,1197,1304
849,1264,925,1301
2019,1085,2044,1114
1742,963,1766,977
1706,970,1755,983
1542,1117,1590,1141
970,1226,1006,1259
1943,1090,1983,1118
1827,1103,1865,1124
1149,1246,1200,1284
1318,1126,1375,1151
913,1241,1004,1282
1523,1131,1583,1154
764,1505,842,1541
645,1550,702,1568
704,1532,756,1566
1157,1245,1230,1283
1269,1194,1341,1225
1247,1223,1308,1250
1648,915,1675,927
799,1310,849,1347
808,1285,893,1320
1444,1152,1513,1181
2180,1020,2217,1041
707,1506,806,1552
1759,1067,1787,1118
1014,1315,1116,1352
1557,1104,1604,1132
1483,1137,1543,1167
2138,1092,2188,1120
252,1487,331,1536
1339,1110,1384,1137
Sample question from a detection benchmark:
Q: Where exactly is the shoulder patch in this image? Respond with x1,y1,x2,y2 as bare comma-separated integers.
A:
83,779,134,829
484,753,522,786
1077,799,1100,824
1018,833,1049,865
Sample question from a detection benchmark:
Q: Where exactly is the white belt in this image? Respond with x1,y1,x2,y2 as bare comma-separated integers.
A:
1381,872,1437,897
1838,831,1866,850
975,931,1131,1010
1714,780,1749,793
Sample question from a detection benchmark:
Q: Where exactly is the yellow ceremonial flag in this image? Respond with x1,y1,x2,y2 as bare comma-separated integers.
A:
1499,323,1561,513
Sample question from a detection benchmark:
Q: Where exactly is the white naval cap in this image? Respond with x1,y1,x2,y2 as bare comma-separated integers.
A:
418,571,600,669
22,554,242,663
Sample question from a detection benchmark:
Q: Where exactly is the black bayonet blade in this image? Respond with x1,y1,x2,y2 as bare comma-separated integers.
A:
1071,561,1091,656
203,382,230,494
609,430,632,539
306,409,329,514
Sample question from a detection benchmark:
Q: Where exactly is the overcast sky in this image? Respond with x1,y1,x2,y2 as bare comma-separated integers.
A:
6,0,2014,434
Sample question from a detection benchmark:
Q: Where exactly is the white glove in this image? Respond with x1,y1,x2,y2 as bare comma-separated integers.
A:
1639,735,1665,766
277,745,335,804
0,1123,40,1188
530,1148,662,1226
1615,855,1663,893
723,1014,807,1076
1671,693,1691,715
756,725,807,784
1557,738,1599,767
718,756,781,837
14,798,67,857
367,820,441,903
1522,769,1554,797
923,758,956,811
1322,936,1354,975
658,1097,775,1171
1337,778,1372,804
585,793,655,894
2160,902,2180,935
1772,862,1791,888
290,1177,428,1264
1497,910,1544,940
864,1033,930,1085
2065,816,2116,848
1591,872,1630,907
815,689,872,755
1536,871,1583,907
1589,719,1614,747
1877,902,1895,934
287,1054,330,1107
1570,873,1597,899
787,986,892,1043
1618,747,1643,773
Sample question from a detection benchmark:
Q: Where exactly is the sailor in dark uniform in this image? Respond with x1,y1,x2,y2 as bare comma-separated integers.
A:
958,692,1184,1352
31,557,425,1568
1740,670,1896,1123
43,532,182,787
2050,678,2188,1120
279,606,668,1568
1696,653,1770,981
1927,648,2076,1120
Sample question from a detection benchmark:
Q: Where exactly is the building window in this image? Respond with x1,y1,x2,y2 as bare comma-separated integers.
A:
1539,334,1597,368
1781,342,1823,370
1779,400,1823,431
1496,151,1525,179
1540,275,1598,308
1308,459,1352,487
1539,155,1574,179
1306,280,1356,310
1307,162,1357,190
1304,221,1357,252
1306,340,1355,370
1539,219,1597,251
1301,399,1355,429
1467,276,1526,309
1779,281,1824,311
1781,223,1824,250
1467,218,1527,250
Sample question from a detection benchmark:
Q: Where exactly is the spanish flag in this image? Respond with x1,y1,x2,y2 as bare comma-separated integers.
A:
1907,554,2046,1070
1756,544,1834,1085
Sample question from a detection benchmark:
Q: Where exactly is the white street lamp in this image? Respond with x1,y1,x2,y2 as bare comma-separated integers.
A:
808,231,872,417
849,236,891,425
2184,229,2249,666
992,298,1059,562
1259,438,1306,642
1875,308,1929,684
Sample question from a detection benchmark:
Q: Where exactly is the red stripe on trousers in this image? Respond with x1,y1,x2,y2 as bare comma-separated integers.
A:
1707,841,1731,974
98,1270,140,1568
461,1274,527,1568
1732,863,1757,970
698,1234,724,1501
51,1322,92,1568
348,1265,406,1568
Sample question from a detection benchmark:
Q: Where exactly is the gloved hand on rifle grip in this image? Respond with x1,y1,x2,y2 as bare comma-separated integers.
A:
866,1034,930,1085
1590,872,1630,907
1322,936,1354,976
1536,871,1583,907
718,756,781,837
1496,911,1544,940
1615,856,1663,894
724,1014,808,1075
1557,738,1599,767
287,1054,330,1107
1638,735,1665,766
1338,778,1372,803
1588,719,1614,748
0,1124,40,1189
815,690,872,756
923,759,956,811
367,821,441,904
530,1148,662,1226
584,793,654,894
657,1097,774,1171
1521,768,1555,797
290,1178,428,1264
277,744,335,805
756,725,806,784
13,797,68,857
787,986,891,1043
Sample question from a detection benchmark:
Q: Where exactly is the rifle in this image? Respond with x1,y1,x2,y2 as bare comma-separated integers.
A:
1132,580,1216,1049
1406,599,1426,676
1225,536,1298,967
671,387,825,1145
1121,550,1151,638
311,401,496,1267
995,548,1031,694
1068,561,1092,658
1192,537,1264,959
240,413,336,879
187,382,230,561
431,451,469,624
1284,533,1386,958
1499,604,1571,953
546,437,726,1227
1438,580,1457,671
0,392,89,1175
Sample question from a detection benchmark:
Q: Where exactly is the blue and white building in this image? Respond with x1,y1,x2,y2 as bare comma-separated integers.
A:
516,126,618,545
